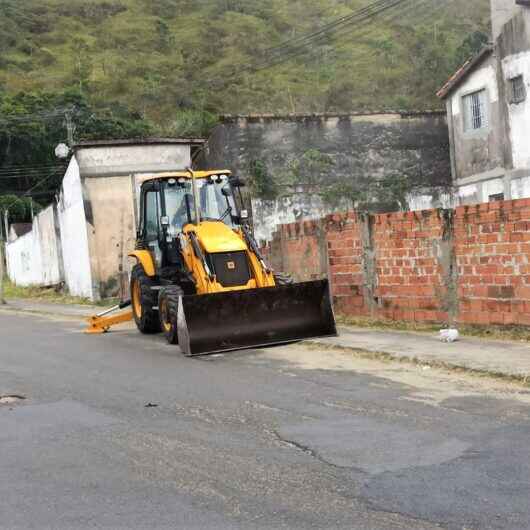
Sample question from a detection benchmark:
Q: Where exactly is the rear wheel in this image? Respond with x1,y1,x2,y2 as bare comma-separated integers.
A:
159,285,183,345
131,264,160,334
274,272,294,285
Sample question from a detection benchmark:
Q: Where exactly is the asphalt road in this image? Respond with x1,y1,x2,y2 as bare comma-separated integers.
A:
1,310,530,530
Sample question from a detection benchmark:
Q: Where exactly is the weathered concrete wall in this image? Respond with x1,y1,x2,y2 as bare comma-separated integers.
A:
57,158,94,299
447,54,506,185
75,142,192,178
498,10,530,170
491,0,525,40
450,8,530,205
6,228,42,287
83,175,137,299
6,205,62,288
262,197,530,327
75,142,193,299
201,112,451,241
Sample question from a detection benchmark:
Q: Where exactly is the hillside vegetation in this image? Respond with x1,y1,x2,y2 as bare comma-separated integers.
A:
0,0,490,215
0,0,490,126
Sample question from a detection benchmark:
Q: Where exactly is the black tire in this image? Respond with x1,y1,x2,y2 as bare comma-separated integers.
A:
130,264,161,334
159,285,183,345
274,272,294,286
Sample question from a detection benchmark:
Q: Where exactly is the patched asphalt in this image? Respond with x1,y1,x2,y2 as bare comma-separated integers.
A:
1,310,530,529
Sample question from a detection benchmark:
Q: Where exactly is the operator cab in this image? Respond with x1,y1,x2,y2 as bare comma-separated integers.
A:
136,170,248,276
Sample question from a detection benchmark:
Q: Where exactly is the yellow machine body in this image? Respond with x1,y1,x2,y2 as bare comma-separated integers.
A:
85,169,337,355
181,222,275,295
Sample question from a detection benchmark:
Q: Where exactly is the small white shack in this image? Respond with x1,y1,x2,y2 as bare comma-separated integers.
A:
6,138,205,300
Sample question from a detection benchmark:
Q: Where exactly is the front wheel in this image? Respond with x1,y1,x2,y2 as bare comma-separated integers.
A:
131,264,161,334
158,285,184,345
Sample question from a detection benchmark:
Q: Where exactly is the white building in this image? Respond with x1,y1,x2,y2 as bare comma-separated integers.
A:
437,0,530,204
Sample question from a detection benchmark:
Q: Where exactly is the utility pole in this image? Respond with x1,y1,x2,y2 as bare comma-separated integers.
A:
0,210,7,305
65,110,75,147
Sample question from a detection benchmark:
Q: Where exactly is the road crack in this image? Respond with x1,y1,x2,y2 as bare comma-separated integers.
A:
267,429,352,470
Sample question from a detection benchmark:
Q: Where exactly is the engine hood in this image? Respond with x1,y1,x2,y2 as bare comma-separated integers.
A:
186,221,247,254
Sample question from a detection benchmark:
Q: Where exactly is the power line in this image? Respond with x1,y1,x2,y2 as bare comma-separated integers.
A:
249,0,412,73
205,0,413,88
0,189,57,198
0,165,66,174
1,169,62,212
262,0,403,56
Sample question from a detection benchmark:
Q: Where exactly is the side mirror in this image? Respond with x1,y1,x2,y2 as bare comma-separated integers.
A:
160,216,170,227
230,176,246,188
221,187,232,197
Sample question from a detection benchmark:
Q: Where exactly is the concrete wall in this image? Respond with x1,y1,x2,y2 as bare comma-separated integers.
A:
450,7,530,205
5,142,198,300
83,176,137,298
491,0,525,40
498,9,530,169
446,54,506,185
261,197,530,327
6,205,62,288
76,142,193,299
75,143,192,178
201,112,451,241
57,158,93,299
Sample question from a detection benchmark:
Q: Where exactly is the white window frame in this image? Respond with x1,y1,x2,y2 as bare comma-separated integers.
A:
462,88,489,133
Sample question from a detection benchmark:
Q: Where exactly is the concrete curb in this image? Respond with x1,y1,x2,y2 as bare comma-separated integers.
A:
306,340,530,386
0,301,97,320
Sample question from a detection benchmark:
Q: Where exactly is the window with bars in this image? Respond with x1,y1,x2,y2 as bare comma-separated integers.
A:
489,192,504,202
510,75,526,104
462,89,488,132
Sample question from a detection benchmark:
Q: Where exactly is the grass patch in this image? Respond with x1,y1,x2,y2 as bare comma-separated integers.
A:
337,315,530,343
2,280,118,307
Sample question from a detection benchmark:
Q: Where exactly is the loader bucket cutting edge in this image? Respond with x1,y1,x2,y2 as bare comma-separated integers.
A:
177,280,337,356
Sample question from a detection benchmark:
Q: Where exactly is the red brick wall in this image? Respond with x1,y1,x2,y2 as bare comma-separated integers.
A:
372,210,451,323
261,198,530,327
455,200,530,326
261,220,328,282
325,213,366,316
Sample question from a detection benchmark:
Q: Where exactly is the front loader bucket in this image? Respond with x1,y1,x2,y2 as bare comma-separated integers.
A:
177,280,337,356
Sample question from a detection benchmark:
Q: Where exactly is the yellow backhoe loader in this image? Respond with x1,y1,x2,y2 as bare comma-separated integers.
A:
86,169,337,355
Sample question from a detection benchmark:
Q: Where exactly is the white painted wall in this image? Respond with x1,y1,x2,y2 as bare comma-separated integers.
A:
511,175,530,199
252,195,343,242
458,183,480,205
502,51,530,170
36,205,62,285
5,205,60,287
6,228,42,286
57,157,94,299
75,144,192,177
407,193,453,211
449,62,498,119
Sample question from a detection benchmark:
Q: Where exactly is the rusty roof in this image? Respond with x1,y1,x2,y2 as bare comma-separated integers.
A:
437,45,494,100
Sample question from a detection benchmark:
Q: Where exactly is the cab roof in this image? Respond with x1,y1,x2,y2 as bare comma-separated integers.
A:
143,170,232,182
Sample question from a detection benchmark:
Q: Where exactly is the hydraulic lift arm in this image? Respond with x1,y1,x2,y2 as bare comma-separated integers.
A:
85,300,133,334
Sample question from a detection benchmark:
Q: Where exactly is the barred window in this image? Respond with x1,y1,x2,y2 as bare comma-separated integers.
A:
489,193,504,202
462,89,488,132
510,75,526,104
